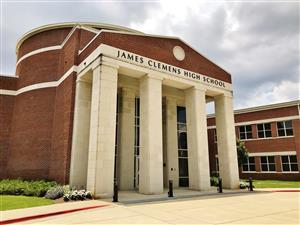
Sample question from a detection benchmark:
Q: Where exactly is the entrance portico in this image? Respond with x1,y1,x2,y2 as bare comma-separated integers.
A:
69,44,240,197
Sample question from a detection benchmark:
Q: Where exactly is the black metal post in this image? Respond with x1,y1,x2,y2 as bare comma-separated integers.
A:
218,177,223,193
112,181,118,202
249,177,253,191
168,180,174,197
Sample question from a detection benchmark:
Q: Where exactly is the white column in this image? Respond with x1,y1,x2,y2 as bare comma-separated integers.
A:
215,93,240,189
69,78,92,188
119,87,135,190
139,74,164,194
165,96,179,188
185,86,210,191
86,61,119,198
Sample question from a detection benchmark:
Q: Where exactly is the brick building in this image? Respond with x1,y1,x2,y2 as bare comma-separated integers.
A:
207,100,300,181
0,23,298,197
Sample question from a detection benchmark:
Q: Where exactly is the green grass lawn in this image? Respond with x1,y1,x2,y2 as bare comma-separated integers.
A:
0,195,54,211
249,180,300,188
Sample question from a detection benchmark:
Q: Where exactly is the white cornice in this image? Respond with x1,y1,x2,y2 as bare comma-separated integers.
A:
207,100,300,118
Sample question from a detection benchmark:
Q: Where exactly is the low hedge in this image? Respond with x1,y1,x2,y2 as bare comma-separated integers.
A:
0,179,57,197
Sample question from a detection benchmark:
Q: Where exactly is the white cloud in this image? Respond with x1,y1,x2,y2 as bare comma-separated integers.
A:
1,1,299,109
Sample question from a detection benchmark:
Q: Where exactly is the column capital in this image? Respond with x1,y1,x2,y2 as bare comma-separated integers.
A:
215,91,233,100
185,84,206,93
142,72,163,81
91,57,120,71
76,76,91,84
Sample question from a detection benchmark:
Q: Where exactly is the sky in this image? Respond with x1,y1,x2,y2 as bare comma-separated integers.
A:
0,0,299,111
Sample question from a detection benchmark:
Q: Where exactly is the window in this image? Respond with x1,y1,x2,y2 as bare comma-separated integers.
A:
277,120,293,137
260,156,276,171
214,129,217,143
242,157,256,172
239,125,253,140
134,97,140,188
257,123,272,138
281,155,298,172
177,106,189,187
215,157,219,172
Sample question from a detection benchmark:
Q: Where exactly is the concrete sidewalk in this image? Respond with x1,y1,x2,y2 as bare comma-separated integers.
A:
1,191,299,224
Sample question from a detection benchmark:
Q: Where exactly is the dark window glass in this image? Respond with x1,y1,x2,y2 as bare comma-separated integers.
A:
240,133,246,140
285,120,293,128
265,123,271,130
277,122,284,129
179,178,189,187
269,164,276,171
291,164,298,171
261,164,268,171
282,164,290,171
278,130,285,136
179,158,189,176
242,165,249,171
246,125,252,132
239,126,245,132
265,131,272,137
281,156,289,163
257,124,264,131
249,157,255,163
286,129,293,136
268,156,275,163
250,165,256,171
247,132,253,139
261,157,267,163
178,132,187,149
177,107,186,123
290,156,297,163
258,131,265,138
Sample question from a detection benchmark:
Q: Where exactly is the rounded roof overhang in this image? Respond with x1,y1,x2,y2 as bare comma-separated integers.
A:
16,22,143,54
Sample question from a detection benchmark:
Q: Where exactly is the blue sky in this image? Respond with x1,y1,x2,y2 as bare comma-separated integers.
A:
1,0,299,110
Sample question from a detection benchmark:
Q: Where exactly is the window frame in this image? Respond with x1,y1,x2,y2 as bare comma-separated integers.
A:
242,156,256,172
281,155,299,172
257,123,272,139
239,125,253,140
260,156,276,172
277,120,294,137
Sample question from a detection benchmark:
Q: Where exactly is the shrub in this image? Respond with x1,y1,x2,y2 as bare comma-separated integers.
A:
63,189,92,202
0,179,57,197
45,186,64,200
210,176,219,187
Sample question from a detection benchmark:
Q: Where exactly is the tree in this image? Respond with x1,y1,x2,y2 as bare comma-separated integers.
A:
236,139,249,167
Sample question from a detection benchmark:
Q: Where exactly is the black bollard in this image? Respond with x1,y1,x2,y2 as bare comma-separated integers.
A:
249,177,253,191
112,181,118,202
168,180,174,197
218,177,223,193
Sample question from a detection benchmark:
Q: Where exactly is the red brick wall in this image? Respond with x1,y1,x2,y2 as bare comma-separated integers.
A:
6,89,56,180
48,74,76,184
0,95,15,178
207,105,300,181
79,32,232,83
18,27,72,59
0,77,18,90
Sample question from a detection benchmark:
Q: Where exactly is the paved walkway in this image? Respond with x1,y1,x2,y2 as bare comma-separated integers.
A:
1,191,299,224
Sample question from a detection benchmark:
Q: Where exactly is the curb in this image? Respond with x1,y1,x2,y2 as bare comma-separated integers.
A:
0,204,108,224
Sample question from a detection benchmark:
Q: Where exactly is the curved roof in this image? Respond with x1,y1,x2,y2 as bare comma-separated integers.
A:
16,22,143,54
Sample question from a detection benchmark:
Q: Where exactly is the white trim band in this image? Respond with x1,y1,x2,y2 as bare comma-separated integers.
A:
0,66,77,96
207,115,300,129
248,151,297,156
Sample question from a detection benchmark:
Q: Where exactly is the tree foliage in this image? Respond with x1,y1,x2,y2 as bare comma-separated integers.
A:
236,139,249,167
